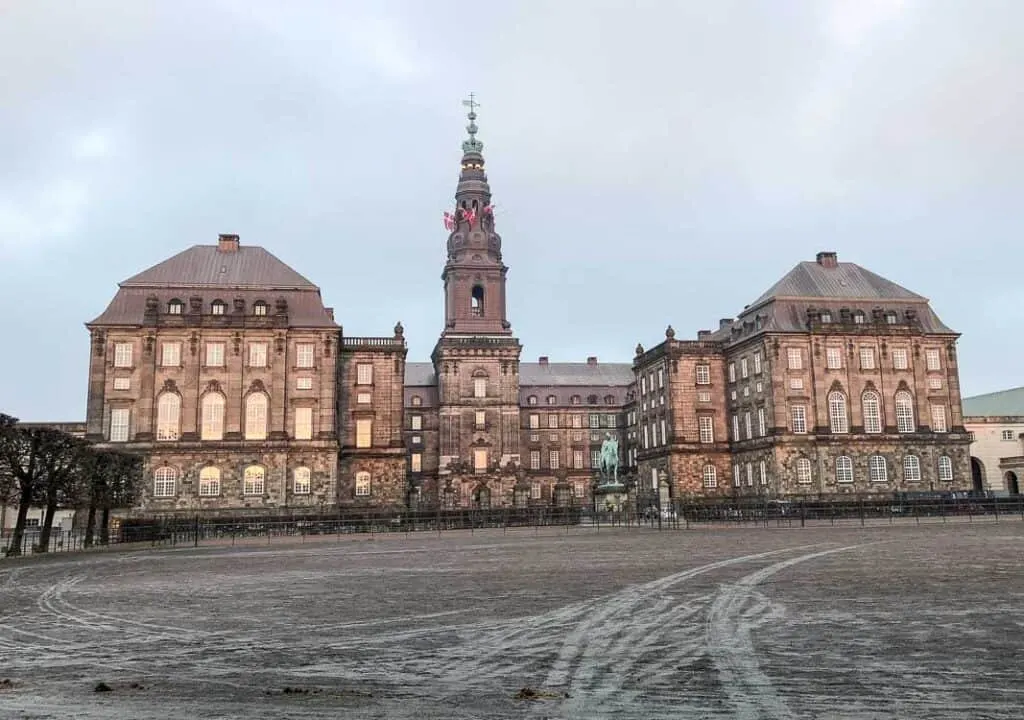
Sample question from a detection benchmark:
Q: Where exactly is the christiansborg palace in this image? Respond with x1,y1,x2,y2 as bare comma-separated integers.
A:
84,110,972,514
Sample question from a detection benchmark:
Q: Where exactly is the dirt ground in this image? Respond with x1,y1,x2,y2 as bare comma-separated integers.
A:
0,522,1022,719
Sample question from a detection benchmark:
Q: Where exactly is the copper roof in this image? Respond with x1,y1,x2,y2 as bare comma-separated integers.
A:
121,245,317,289
750,260,924,307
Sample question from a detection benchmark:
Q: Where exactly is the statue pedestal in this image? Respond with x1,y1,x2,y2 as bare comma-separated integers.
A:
593,481,627,512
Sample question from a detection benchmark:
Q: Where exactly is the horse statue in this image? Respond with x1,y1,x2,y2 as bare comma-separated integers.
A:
598,432,620,484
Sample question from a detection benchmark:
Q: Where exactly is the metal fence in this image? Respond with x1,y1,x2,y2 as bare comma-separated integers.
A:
4,495,1023,556
1,528,94,556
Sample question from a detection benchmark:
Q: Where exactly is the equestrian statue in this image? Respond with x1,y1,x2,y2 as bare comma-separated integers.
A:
598,432,620,485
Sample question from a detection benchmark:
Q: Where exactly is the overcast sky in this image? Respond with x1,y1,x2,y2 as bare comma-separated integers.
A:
1,0,1021,420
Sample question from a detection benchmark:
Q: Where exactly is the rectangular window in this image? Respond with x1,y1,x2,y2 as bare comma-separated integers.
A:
759,460,767,485
733,465,741,487
589,414,600,429
753,352,762,374
696,364,711,385
728,363,736,383
113,343,133,368
249,342,268,368
411,453,422,473
790,378,804,390
1002,429,1015,441
199,472,221,497
755,381,763,393
355,418,372,448
591,449,601,468
928,378,943,390
411,414,422,430
476,410,486,428
641,376,647,394
357,364,373,385
698,391,712,403
206,342,225,367
892,347,908,370
740,358,748,378
573,450,584,469
548,414,559,429
826,347,842,370
930,405,947,432
531,482,541,500
732,414,740,441
529,414,540,429
473,378,487,398
549,450,560,469
744,412,752,439
658,368,664,388
571,414,583,428
529,450,541,470
571,430,583,442
113,377,130,391
294,407,313,440
757,407,766,436
698,416,714,443
797,460,813,484
860,347,876,370
292,469,311,495
357,392,372,404
787,348,802,370
473,448,488,472
160,342,181,367
296,377,313,390
660,419,667,445
355,473,371,496
642,425,649,449
791,405,807,434
925,348,941,371
746,463,754,486
109,408,129,442
296,343,315,368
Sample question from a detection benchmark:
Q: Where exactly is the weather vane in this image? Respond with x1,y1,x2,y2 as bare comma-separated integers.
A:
462,92,480,114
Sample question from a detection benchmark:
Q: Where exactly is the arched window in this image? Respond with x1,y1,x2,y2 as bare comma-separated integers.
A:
293,467,311,495
570,395,581,405
153,467,177,498
470,285,484,317
167,299,184,315
862,391,882,434
156,392,181,441
355,471,371,497
796,458,813,484
243,466,265,496
884,311,898,324
895,391,915,433
903,455,921,482
199,466,221,496
211,299,226,316
828,391,849,433
201,392,225,441
852,310,866,324
410,395,422,407
253,300,268,317
604,394,616,405
547,395,557,405
245,393,268,440
836,456,854,483
869,455,888,482
938,456,953,482
702,465,717,488
527,395,538,406
587,394,599,405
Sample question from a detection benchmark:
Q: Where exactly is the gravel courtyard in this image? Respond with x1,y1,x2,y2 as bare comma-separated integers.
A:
1,523,1022,719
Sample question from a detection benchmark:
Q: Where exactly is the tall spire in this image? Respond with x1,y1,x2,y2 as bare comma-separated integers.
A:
462,92,483,154
455,93,491,208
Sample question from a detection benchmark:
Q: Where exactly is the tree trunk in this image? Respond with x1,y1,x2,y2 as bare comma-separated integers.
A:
5,484,34,557
84,504,97,549
99,507,110,545
36,489,59,554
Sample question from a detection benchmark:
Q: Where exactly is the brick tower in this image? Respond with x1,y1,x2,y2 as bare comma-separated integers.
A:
430,96,523,506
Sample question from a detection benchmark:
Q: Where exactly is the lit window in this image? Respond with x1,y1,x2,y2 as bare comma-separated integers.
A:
201,393,224,440
167,299,184,315
357,364,373,385
293,467,311,494
820,312,832,323
296,343,315,368
357,392,371,404
355,471,371,496
473,378,487,398
153,467,177,497
199,467,220,496
473,449,488,472
211,300,226,316
529,414,539,429
356,419,372,448
156,392,181,441
243,466,265,495
790,378,804,390
245,393,268,440
853,311,865,324
869,456,888,482
548,414,558,429
253,301,267,316
411,414,422,431
476,410,486,428
411,453,422,473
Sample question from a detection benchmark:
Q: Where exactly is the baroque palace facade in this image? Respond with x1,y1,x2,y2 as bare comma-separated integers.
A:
85,109,972,514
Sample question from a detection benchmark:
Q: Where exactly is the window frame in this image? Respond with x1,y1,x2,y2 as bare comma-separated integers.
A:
153,466,177,498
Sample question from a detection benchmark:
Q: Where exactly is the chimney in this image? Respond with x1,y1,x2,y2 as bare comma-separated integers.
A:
697,329,711,340
218,233,240,252
816,251,838,268
324,307,334,321
538,356,549,366
587,356,598,365
719,318,732,329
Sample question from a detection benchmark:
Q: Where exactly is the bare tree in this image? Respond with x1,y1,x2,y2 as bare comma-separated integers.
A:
34,431,88,554
0,413,42,557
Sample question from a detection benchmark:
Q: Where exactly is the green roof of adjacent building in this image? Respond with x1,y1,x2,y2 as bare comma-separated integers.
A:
962,386,1024,418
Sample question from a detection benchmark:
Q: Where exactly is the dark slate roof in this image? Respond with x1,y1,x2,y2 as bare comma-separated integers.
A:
750,260,924,306
963,387,1024,418
121,245,317,289
520,362,634,386
406,362,436,386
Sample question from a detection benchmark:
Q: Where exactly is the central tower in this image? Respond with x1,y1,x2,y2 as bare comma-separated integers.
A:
431,96,522,502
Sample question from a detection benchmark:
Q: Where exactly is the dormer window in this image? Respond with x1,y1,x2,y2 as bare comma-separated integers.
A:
819,312,832,323
527,395,538,406
167,299,184,315
853,311,866,324
570,395,582,405
587,394,599,405
546,395,557,405
211,300,226,316
884,311,898,324
253,301,268,317
604,395,616,405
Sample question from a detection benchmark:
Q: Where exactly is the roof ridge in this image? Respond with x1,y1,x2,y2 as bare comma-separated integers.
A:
963,385,1024,400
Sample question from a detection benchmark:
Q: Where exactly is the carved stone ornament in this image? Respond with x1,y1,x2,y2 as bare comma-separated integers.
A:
233,332,242,356
249,379,267,394
93,330,106,357
162,379,178,393
144,335,155,355
205,379,223,394
275,334,285,355
189,332,199,356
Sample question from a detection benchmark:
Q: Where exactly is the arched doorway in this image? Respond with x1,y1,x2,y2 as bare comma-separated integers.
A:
1006,471,1020,496
474,485,491,510
970,457,985,493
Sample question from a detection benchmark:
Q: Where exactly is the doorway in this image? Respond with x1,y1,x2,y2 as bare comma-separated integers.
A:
1006,471,1020,496
970,457,985,493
